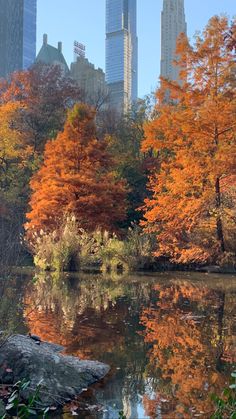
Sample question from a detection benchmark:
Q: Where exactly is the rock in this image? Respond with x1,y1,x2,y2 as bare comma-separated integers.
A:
197,265,221,273
206,265,221,273
0,334,109,407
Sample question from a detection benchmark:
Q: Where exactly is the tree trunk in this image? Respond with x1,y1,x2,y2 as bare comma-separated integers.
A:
215,177,225,253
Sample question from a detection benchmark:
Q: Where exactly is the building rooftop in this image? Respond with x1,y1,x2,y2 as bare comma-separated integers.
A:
36,34,69,73
71,56,105,74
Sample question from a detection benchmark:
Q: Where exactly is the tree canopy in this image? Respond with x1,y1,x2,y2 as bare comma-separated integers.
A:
142,16,236,264
25,104,127,236
0,63,82,153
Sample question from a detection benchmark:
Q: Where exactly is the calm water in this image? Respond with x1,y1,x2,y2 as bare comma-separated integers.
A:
1,271,236,418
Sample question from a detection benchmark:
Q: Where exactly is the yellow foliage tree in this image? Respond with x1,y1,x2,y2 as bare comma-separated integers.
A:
0,101,32,207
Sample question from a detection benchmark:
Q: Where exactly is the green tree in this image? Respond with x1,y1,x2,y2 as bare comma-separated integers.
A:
106,100,151,227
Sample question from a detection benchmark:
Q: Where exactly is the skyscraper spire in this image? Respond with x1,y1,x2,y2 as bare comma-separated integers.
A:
161,0,187,83
105,0,138,112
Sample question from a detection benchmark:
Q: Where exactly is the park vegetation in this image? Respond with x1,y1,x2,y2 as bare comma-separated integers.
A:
0,15,235,273
142,16,236,266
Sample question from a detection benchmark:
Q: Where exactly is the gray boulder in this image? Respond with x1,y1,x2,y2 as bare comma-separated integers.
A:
0,334,109,407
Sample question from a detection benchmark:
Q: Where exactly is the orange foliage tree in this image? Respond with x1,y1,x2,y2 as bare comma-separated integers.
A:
225,18,236,52
142,16,236,264
25,104,127,236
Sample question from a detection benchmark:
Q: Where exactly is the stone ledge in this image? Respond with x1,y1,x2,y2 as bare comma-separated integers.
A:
0,334,109,407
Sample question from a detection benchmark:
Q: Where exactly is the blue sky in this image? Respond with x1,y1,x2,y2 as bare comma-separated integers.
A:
37,0,235,98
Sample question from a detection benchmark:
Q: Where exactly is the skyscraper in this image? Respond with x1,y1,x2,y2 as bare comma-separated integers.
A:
161,0,187,82
106,0,138,112
0,0,37,78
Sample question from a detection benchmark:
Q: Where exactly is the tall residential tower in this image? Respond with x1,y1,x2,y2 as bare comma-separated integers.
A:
106,0,138,112
0,0,37,78
161,0,187,82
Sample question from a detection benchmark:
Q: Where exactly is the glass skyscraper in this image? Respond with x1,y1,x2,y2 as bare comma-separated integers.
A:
106,0,138,112
161,0,187,83
0,0,37,78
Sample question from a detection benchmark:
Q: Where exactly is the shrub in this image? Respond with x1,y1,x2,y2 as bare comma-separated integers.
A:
29,217,156,273
29,215,98,272
2,379,49,418
211,370,236,418
94,230,128,273
88,225,157,273
124,224,157,270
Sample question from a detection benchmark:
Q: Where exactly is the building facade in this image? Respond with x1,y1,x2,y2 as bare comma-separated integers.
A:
70,56,108,109
0,0,37,78
161,0,187,82
105,0,138,112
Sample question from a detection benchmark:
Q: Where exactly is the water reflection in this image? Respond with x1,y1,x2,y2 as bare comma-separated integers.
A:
22,272,236,418
0,273,28,335
140,283,233,417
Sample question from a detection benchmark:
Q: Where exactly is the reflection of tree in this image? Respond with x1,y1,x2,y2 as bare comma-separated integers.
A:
24,272,146,353
221,292,236,364
0,275,28,335
23,274,236,418
141,282,230,418
23,273,152,413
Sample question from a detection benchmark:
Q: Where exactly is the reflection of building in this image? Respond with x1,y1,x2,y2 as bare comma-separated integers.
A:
161,0,187,82
70,57,108,108
0,0,37,78
105,0,138,112
123,395,139,419
36,34,69,74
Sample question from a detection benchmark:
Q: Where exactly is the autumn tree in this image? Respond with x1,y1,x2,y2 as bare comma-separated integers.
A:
225,18,236,52
0,102,33,262
25,104,127,236
0,64,82,221
0,102,31,201
0,63,82,153
142,16,236,264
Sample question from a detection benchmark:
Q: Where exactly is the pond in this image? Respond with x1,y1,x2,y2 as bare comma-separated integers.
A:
1,271,236,418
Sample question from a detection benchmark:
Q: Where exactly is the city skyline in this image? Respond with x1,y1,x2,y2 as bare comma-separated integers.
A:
37,0,235,98
106,0,138,111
